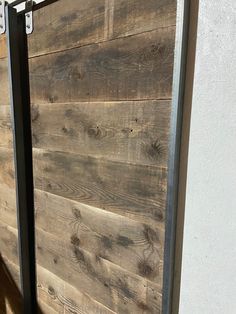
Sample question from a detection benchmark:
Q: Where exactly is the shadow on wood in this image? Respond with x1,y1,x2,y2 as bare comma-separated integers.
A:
0,254,43,313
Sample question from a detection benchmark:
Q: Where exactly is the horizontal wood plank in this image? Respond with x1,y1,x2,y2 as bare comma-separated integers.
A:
0,28,175,105
32,100,171,166
1,100,171,166
33,148,167,227
35,189,164,284
37,265,115,314
0,147,167,227
29,27,175,103
36,228,162,313
0,223,162,312
0,0,176,59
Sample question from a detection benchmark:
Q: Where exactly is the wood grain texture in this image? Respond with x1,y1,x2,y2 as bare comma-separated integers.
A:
36,228,162,314
0,105,12,148
29,0,176,57
0,147,167,227
0,222,162,313
0,35,7,59
0,0,176,60
37,265,115,314
29,27,175,104
0,148,15,190
0,221,18,266
0,100,171,166
31,100,171,166
0,59,9,106
0,27,175,105
0,256,21,314
0,183,17,229
0,0,178,311
33,148,167,227
35,189,164,284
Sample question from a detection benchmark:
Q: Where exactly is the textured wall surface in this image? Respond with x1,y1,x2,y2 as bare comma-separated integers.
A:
179,1,236,313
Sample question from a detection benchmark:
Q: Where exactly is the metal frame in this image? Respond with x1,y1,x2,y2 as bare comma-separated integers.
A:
4,1,58,313
6,5,36,313
162,0,191,313
2,0,192,313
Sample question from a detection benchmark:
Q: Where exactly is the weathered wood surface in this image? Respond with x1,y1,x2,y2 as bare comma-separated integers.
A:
0,235,115,314
0,105,12,148
1,27,175,105
0,147,167,227
0,0,177,311
36,228,162,314
0,256,22,314
0,222,162,313
37,266,115,314
0,221,18,266
30,27,175,104
1,100,171,165
0,59,9,106
0,36,7,59
35,189,164,284
0,148,15,190
0,183,17,229
33,148,167,227
0,0,176,60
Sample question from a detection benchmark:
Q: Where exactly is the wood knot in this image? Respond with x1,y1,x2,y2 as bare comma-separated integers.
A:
71,234,80,246
116,235,134,247
138,260,154,278
72,207,81,220
143,225,159,244
87,126,101,139
101,236,113,249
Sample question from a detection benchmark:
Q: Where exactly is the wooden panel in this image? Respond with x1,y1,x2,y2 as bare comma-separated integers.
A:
32,100,170,166
0,0,177,311
0,35,7,59
0,183,17,229
0,221,18,266
0,105,12,148
37,265,115,314
0,257,21,314
0,148,15,190
0,27,175,106
36,228,162,314
29,27,175,104
35,189,164,284
0,0,176,59
1,100,171,166
0,147,166,227
0,59,9,106
33,149,167,227
0,225,116,314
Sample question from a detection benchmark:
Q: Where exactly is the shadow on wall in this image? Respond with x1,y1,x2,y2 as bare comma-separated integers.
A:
0,254,43,313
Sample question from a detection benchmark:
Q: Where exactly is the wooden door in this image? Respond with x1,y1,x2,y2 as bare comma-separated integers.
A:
0,0,177,313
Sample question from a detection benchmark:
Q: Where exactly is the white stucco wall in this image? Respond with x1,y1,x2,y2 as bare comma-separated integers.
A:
179,1,236,313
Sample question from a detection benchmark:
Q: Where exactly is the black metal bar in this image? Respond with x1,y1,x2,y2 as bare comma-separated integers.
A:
162,0,191,313
6,6,36,314
19,0,59,14
8,0,26,7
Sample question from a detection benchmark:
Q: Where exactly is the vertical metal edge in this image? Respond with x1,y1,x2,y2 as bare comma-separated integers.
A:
162,0,190,313
6,5,36,314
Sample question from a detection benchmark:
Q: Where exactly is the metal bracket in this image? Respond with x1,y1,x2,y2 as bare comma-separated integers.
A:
25,0,33,34
0,0,6,34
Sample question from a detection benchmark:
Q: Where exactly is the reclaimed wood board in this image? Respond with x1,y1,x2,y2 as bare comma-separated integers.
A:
0,0,177,312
